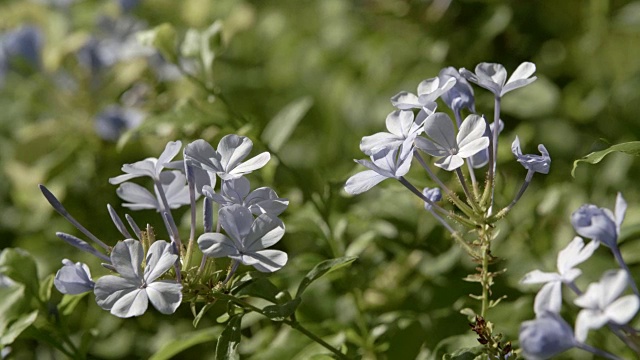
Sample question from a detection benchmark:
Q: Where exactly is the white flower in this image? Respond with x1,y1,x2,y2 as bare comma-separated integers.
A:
116,170,191,211
519,312,577,360
390,76,455,110
344,146,412,195
460,62,537,97
109,141,182,184
573,270,639,342
202,177,288,216
359,110,423,158
54,259,95,295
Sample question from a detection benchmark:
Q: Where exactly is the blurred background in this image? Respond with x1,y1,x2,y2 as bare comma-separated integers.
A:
2,0,640,358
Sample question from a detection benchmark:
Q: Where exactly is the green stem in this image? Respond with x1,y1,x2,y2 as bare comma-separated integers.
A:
480,243,490,318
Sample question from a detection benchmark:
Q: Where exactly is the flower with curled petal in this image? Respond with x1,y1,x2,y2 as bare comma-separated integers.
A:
184,135,270,181
116,170,190,211
109,141,182,184
94,239,182,318
460,62,537,97
521,237,599,314
519,312,577,360
344,146,413,195
571,193,625,249
511,136,550,175
390,76,455,110
574,270,640,342
202,177,288,216
438,67,475,113
415,113,489,171
54,259,95,295
198,204,287,273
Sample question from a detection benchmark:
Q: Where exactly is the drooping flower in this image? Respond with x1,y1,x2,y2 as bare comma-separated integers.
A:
344,146,413,195
359,110,422,158
109,141,182,184
573,270,640,342
511,136,551,175
521,237,599,314
422,187,442,211
571,193,625,249
460,62,537,97
519,312,577,360
54,259,95,295
438,67,475,113
415,113,489,171
390,76,456,110
94,239,182,318
198,205,287,273
202,177,288,216
184,135,271,181
116,170,191,211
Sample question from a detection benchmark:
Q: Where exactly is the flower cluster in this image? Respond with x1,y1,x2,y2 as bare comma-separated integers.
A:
41,134,288,318
520,193,639,359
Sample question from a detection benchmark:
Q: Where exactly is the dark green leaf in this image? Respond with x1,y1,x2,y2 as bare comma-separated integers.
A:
39,274,54,302
0,310,38,346
233,277,280,303
295,256,357,298
443,347,484,360
215,314,243,360
571,141,640,177
58,292,89,316
0,248,40,299
149,327,223,360
262,97,313,152
261,298,301,321
192,303,215,328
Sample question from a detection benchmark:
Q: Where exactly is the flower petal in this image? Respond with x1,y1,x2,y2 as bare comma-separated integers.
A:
198,232,240,257
110,288,148,318
156,141,182,174
144,240,178,283
615,192,627,231
94,275,139,311
184,139,221,173
226,152,271,180
574,309,608,342
219,204,254,243
360,132,402,156
434,154,463,171
116,182,159,210
423,113,457,150
415,137,448,157
521,270,561,284
456,115,487,149
146,280,183,314
344,170,388,195
245,214,285,251
605,295,640,325
244,249,288,273
557,237,598,276
54,260,95,295
457,137,490,158
110,239,144,280
390,91,421,110
534,282,562,315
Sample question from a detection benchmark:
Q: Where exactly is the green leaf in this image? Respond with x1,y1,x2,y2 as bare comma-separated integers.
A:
192,303,215,328
262,97,313,152
233,276,280,303
295,256,357,298
443,347,484,360
571,141,640,177
0,285,36,346
0,248,40,299
215,314,243,360
149,327,223,360
261,298,301,321
39,274,54,302
58,292,89,316
137,23,178,63
0,310,38,346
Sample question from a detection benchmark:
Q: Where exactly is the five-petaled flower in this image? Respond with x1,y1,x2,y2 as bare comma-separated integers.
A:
415,113,489,171
345,146,413,195
359,110,422,158
94,239,183,318
116,170,191,211
390,76,455,110
202,177,288,216
460,62,537,97
109,141,182,184
198,204,287,273
519,312,577,360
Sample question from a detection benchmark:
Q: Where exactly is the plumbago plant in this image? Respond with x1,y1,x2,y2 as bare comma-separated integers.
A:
0,136,356,359
345,62,546,359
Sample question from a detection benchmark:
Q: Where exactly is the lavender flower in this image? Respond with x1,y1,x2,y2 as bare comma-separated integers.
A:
519,312,577,360
94,239,182,318
571,193,625,249
198,205,287,273
184,135,271,181
422,187,441,211
438,67,475,113
573,270,639,342
344,147,412,195
1,26,42,72
116,171,190,211
54,260,95,295
511,136,551,175
360,110,422,158
415,113,489,171
109,141,182,184
469,120,503,168
202,177,288,216
94,105,144,142
390,76,455,110
460,62,537,97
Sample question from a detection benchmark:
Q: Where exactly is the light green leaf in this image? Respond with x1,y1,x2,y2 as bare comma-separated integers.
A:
39,274,54,302
295,256,357,298
443,347,484,360
58,292,89,316
0,310,38,346
572,141,640,177
262,97,313,152
261,298,301,321
0,248,40,299
137,23,178,63
193,303,215,328
215,314,243,360
149,327,223,360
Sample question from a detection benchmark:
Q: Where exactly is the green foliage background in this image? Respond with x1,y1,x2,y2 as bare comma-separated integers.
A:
2,0,640,358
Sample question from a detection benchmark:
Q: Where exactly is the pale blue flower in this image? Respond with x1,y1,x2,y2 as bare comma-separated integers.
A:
422,187,441,211
469,120,503,168
359,110,422,158
198,205,287,273
460,62,537,97
94,239,182,318
574,270,640,342
438,67,475,113
571,193,625,249
184,135,271,181
511,136,550,175
415,113,489,171
344,146,413,195
521,237,599,314
202,177,288,216
116,170,191,211
94,105,144,142
54,259,95,295
390,76,456,110
519,312,577,360
1,26,42,71
109,141,182,184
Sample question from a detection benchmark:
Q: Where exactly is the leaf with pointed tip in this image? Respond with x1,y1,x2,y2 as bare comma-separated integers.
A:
572,141,640,177
192,302,215,328
295,256,357,298
262,298,301,321
233,277,280,303
215,314,243,360
149,327,223,360
0,248,40,300
262,97,313,152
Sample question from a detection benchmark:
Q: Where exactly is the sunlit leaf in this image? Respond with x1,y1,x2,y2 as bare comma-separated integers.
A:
0,248,40,299
295,256,357,298
215,314,243,360
571,141,640,177
262,97,313,152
